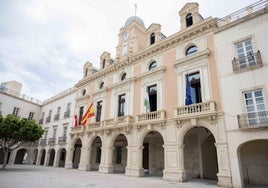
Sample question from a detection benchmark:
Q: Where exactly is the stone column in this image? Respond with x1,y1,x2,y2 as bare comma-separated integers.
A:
78,147,91,171
53,150,59,167
177,143,187,182
215,142,233,188
65,148,74,169
98,146,114,173
35,150,41,165
125,145,144,177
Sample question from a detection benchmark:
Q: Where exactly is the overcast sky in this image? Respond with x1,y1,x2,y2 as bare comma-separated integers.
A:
0,0,258,101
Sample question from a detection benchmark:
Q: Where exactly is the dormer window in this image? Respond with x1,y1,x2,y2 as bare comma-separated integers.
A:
150,33,155,45
121,73,126,81
186,13,193,27
149,61,157,70
102,59,106,69
99,82,104,89
185,45,197,56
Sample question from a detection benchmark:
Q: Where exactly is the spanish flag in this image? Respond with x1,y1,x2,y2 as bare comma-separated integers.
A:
81,103,94,126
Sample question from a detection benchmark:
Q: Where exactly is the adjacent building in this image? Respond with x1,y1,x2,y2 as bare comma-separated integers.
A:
0,1,267,188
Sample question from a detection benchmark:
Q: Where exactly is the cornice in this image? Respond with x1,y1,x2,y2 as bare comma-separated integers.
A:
75,17,216,88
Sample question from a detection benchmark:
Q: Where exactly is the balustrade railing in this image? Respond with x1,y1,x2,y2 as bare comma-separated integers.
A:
232,51,262,73
137,110,165,122
238,111,268,128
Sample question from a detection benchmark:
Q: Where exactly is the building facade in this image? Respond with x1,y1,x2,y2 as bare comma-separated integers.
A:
0,1,267,188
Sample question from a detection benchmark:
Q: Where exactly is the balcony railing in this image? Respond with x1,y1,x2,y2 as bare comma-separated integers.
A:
64,110,70,118
103,115,134,128
40,138,47,146
58,136,67,144
174,101,216,119
70,126,85,135
48,137,56,145
136,110,166,125
54,114,60,121
39,118,44,125
46,116,51,123
238,111,268,129
232,51,262,73
86,122,102,131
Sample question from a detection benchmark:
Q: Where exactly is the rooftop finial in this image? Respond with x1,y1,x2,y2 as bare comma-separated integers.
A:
134,4,137,16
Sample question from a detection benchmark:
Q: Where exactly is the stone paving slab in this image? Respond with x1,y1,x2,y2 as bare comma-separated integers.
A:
1,165,218,188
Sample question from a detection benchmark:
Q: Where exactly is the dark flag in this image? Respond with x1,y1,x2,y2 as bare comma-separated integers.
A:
185,73,193,105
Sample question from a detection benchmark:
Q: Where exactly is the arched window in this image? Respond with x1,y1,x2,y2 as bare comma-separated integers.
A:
185,45,197,56
102,59,106,69
149,61,157,70
82,89,86,96
150,33,155,45
121,73,126,81
99,82,104,89
186,13,193,27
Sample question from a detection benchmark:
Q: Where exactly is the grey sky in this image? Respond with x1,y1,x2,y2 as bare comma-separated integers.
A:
0,0,257,101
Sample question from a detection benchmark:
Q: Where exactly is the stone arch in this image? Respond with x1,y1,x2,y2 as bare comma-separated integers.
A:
90,135,103,171
32,149,38,165
138,126,165,176
47,148,56,166
39,149,46,165
57,148,67,168
14,148,28,164
73,138,82,169
181,122,218,181
237,139,268,186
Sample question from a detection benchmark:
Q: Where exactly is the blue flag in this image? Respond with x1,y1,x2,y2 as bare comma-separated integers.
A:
185,74,193,105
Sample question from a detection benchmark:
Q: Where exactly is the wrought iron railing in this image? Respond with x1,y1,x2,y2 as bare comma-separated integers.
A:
58,136,67,144
40,138,47,145
238,111,268,128
46,116,51,123
232,51,262,73
54,114,60,121
64,110,70,118
48,137,56,145
39,118,44,125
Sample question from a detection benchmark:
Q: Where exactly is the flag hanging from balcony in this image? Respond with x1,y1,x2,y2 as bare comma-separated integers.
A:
74,115,78,127
81,103,94,126
144,89,150,112
185,73,193,105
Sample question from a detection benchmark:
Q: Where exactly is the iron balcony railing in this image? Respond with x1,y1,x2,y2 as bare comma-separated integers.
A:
48,137,56,145
58,136,67,144
54,114,60,121
232,51,262,73
39,118,44,125
40,138,47,146
64,110,70,118
238,111,268,128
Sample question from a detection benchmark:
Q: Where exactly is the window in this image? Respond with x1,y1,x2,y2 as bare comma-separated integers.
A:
49,110,52,116
235,39,255,68
96,147,101,163
28,112,34,120
102,59,106,69
118,94,126,117
96,101,102,122
67,103,71,111
63,126,67,138
78,106,84,125
84,68,88,77
12,107,19,117
53,127,57,138
115,146,122,164
121,73,126,81
100,82,104,89
186,13,193,27
42,112,45,119
82,89,86,96
150,33,155,45
149,61,157,70
148,85,157,112
243,89,267,125
185,45,197,56
188,72,202,104
57,106,61,114
44,129,48,139
122,44,128,55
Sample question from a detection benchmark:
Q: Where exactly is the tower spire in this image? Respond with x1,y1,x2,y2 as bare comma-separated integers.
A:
134,4,137,16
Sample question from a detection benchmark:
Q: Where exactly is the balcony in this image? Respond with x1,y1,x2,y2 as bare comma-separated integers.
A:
232,51,262,73
70,126,85,135
48,137,56,145
46,116,51,123
40,138,47,146
39,118,44,125
136,110,166,126
64,110,70,118
58,136,67,145
86,122,102,132
54,113,60,121
104,115,134,128
238,111,268,129
174,101,217,120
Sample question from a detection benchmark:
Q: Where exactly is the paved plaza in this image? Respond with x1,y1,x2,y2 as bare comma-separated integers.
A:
0,165,219,188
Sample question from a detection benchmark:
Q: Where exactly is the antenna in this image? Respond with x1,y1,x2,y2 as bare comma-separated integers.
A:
134,4,137,16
